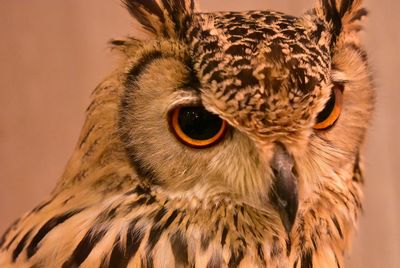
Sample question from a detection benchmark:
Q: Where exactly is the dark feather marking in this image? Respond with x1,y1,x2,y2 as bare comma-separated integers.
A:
128,196,149,210
286,237,292,256
153,207,167,223
345,43,368,63
236,69,259,87
320,0,342,46
349,190,362,209
334,253,342,268
79,124,96,148
301,250,313,268
147,209,179,255
12,229,32,262
350,8,368,22
309,209,316,219
352,152,364,183
225,44,248,56
147,226,163,254
89,84,103,98
31,196,56,214
169,0,194,38
236,236,247,248
202,60,220,76
0,218,20,249
120,51,165,185
208,70,225,83
124,0,165,34
331,216,344,239
4,232,18,251
185,219,191,230
326,187,349,209
310,22,325,42
101,235,123,268
178,210,186,225
311,233,318,250
221,224,229,246
125,51,164,85
257,242,265,260
170,231,189,266
110,39,128,47
181,57,201,91
103,218,144,268
339,0,353,17
107,207,118,219
294,258,299,268
62,228,108,268
201,233,211,251
271,236,282,258
124,184,152,196
27,209,84,258
164,210,179,227
135,184,151,195
233,209,239,230
160,0,184,35
96,206,118,222
228,247,244,268
144,255,154,268
146,195,156,205
125,219,144,259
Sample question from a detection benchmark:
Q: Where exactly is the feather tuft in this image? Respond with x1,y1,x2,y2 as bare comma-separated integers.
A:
123,0,198,39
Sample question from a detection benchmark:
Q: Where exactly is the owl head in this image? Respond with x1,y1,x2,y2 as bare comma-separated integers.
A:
57,0,373,249
88,0,371,235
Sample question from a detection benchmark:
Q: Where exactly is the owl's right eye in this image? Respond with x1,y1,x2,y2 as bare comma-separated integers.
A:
169,106,228,148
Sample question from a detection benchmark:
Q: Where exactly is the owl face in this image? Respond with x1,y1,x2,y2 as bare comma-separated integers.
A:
120,47,267,201
119,0,374,232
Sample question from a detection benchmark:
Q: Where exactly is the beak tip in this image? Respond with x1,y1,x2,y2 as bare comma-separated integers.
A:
272,193,299,234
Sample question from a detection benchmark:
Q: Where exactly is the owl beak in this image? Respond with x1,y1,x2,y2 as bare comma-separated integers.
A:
270,143,299,234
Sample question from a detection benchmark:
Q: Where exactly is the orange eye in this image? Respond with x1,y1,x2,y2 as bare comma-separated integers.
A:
169,106,227,148
313,85,343,130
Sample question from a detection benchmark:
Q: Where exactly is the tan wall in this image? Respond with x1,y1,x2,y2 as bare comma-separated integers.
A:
0,1,398,267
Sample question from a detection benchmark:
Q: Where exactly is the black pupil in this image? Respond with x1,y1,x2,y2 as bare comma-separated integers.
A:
316,90,336,123
178,107,223,140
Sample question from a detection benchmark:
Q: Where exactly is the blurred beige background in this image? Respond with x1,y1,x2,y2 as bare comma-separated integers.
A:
0,1,399,267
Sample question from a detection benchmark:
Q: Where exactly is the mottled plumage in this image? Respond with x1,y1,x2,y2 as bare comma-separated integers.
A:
0,0,374,267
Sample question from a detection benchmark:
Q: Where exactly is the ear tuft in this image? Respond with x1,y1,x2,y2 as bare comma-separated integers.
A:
317,0,365,34
313,0,366,46
123,0,197,39
349,7,368,23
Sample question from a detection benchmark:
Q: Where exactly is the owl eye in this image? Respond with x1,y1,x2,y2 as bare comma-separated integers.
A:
313,85,344,130
169,106,227,148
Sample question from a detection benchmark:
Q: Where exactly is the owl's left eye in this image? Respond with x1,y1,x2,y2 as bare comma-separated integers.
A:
169,106,227,148
313,85,344,130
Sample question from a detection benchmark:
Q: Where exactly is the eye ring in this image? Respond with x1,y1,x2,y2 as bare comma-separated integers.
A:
313,85,344,130
169,106,228,148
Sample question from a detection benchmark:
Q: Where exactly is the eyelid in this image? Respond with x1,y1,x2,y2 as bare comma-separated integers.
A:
331,70,349,84
165,91,201,116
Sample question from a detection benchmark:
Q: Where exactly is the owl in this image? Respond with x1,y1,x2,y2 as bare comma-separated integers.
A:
0,0,374,267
